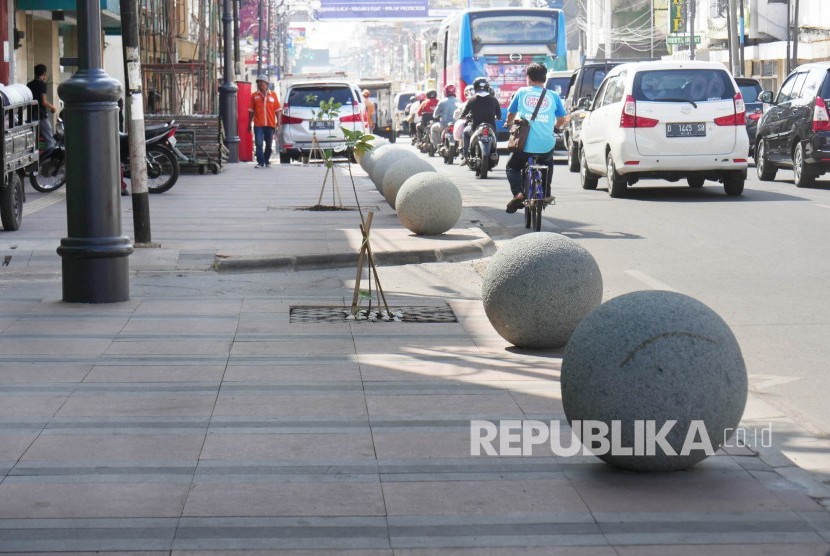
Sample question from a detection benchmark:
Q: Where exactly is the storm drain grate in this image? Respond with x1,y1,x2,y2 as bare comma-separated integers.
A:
290,305,458,324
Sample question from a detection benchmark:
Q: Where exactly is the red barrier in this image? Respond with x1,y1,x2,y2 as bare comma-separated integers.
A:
236,81,253,162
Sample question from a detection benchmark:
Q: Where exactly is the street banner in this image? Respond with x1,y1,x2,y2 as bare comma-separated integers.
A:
317,0,429,19
669,0,685,34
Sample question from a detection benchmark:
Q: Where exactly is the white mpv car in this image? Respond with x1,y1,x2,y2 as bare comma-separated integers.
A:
578,60,749,197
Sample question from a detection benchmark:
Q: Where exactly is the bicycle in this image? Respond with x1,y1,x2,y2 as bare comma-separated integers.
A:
522,156,553,232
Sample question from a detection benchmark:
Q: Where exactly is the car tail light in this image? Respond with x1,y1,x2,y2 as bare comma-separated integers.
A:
714,92,746,126
340,113,362,122
733,158,747,163
620,95,659,128
813,97,830,132
281,115,304,124
748,110,762,122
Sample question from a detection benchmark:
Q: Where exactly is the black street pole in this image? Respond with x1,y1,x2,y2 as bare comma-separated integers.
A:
120,0,152,245
257,0,264,76
219,0,239,163
233,0,241,79
57,0,132,303
266,0,272,80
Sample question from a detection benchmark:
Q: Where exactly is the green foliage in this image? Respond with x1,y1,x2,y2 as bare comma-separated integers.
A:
314,97,342,122
341,127,375,159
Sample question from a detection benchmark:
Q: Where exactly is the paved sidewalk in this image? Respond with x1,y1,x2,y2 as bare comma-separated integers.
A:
0,161,828,553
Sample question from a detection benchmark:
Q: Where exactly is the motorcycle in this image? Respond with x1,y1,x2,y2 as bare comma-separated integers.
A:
29,118,66,193
438,122,457,165
415,113,435,155
121,122,181,194
29,119,181,194
466,123,499,179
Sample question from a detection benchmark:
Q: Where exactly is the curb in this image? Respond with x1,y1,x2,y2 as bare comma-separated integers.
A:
213,236,497,273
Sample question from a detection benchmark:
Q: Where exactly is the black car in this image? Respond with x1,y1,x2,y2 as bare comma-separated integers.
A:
735,77,762,156
755,62,830,187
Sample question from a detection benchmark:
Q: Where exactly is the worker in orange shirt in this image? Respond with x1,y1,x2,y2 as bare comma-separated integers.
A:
362,89,375,132
249,75,281,168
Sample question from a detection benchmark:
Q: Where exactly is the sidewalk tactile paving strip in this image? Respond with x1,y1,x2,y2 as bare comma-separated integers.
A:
290,305,458,323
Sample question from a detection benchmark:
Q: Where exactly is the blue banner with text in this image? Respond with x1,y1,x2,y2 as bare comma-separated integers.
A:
317,0,430,20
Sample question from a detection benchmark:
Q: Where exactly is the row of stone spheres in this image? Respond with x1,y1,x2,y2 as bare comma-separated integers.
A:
481,232,747,472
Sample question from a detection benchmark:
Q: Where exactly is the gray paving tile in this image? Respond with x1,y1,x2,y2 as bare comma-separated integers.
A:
199,431,376,461
212,393,368,418
0,433,38,461
223,363,362,383
0,395,68,417
614,544,830,555
373,429,475,460
0,363,92,384
105,339,232,356
55,394,218,418
394,549,616,556
21,433,206,461
366,393,523,419
83,365,227,383
382,479,590,516
0,482,190,518
0,517,176,553
182,481,386,517
0,338,113,357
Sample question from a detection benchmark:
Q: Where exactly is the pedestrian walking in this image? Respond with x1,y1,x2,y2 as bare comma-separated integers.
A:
249,75,280,168
362,89,375,132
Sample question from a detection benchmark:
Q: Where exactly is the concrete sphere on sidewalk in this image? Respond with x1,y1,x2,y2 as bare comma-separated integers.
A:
382,158,436,208
561,290,747,472
481,233,602,349
359,142,392,174
370,148,420,191
395,173,462,235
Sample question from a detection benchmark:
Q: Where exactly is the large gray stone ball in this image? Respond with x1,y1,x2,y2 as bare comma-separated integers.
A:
481,233,602,349
382,158,435,208
359,141,392,174
395,173,462,235
561,290,748,472
370,148,420,191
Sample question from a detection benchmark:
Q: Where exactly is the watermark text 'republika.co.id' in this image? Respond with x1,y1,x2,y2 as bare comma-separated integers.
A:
470,420,773,457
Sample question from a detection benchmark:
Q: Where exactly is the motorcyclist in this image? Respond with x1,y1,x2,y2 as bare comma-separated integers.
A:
504,62,567,213
430,85,460,149
416,90,439,143
459,77,501,159
406,93,424,137
453,85,475,160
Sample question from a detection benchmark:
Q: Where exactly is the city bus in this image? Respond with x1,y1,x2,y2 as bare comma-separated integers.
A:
436,7,567,137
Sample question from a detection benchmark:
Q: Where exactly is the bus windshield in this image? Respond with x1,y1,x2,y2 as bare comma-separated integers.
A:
470,13,557,50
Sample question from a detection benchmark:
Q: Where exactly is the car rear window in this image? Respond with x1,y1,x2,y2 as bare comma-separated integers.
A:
738,82,761,102
397,94,414,110
546,77,570,98
288,86,355,107
633,69,736,102
820,71,830,99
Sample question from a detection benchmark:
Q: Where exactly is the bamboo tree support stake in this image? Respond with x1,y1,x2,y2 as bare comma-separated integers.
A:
350,212,389,317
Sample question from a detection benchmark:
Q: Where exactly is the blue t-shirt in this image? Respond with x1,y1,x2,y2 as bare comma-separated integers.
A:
507,86,566,154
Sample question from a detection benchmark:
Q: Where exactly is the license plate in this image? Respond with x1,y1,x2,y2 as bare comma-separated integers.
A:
666,122,706,137
310,120,335,130
167,136,176,147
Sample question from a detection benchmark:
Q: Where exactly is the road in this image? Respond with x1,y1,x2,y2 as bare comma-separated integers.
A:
405,141,830,440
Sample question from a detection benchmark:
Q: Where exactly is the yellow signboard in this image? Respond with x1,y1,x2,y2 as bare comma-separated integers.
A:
669,0,685,34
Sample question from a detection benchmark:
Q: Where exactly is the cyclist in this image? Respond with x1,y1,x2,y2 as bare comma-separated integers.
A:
459,77,501,160
504,63,567,213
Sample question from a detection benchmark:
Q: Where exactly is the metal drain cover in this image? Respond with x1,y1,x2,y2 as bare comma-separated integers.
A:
290,305,458,323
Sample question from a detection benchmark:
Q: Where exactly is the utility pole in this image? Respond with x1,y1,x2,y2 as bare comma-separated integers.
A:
219,0,239,162
233,0,241,79
785,0,791,73
266,0,272,80
120,0,152,246
727,0,740,76
650,0,654,60
792,0,799,70
688,0,695,60
738,0,745,76
604,0,612,59
57,0,132,302
257,0,264,76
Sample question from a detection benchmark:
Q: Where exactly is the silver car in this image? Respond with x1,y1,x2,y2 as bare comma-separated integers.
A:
278,81,366,163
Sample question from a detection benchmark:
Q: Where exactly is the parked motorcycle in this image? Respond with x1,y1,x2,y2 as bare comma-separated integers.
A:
465,123,499,179
122,122,181,194
29,119,181,194
438,122,457,165
29,118,66,193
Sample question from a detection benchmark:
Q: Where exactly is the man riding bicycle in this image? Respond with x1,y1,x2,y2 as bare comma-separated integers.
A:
504,63,567,213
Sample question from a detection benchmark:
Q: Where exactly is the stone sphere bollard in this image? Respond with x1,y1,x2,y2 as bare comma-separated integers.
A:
481,233,602,349
395,173,462,235
359,141,392,175
561,290,748,472
382,158,435,208
370,148,421,191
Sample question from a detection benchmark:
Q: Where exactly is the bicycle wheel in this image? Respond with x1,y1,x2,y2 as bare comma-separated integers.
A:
533,201,543,232
522,168,531,228
29,151,66,193
145,145,179,193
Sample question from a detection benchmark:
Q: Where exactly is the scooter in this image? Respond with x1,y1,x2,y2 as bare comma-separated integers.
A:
29,119,66,193
466,123,499,179
438,122,457,165
121,122,182,194
415,114,435,155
